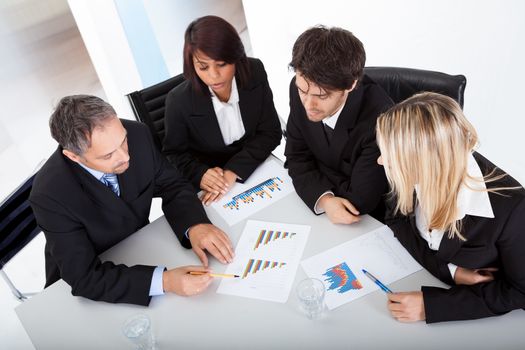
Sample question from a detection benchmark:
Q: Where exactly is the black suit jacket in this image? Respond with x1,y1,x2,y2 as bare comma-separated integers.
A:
162,57,282,189
386,153,525,323
30,120,210,306
285,75,393,219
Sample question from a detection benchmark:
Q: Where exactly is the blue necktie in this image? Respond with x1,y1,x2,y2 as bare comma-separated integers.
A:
101,173,120,196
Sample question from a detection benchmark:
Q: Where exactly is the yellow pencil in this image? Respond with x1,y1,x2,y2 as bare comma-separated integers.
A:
189,271,240,278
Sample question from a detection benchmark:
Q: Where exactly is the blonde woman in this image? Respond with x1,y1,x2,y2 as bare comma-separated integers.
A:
376,92,525,323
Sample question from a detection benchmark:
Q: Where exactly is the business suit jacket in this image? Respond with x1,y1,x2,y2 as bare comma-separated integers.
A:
162,57,282,189
386,152,525,323
285,75,393,219
30,119,210,306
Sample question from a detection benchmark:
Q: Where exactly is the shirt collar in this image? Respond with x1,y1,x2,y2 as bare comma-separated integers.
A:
456,152,495,219
415,153,494,220
322,101,345,129
78,162,105,181
209,78,239,111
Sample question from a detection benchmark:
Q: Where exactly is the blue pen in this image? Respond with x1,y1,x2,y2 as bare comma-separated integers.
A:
362,269,393,293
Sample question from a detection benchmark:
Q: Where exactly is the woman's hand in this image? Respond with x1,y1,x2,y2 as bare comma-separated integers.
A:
200,169,239,205
387,291,426,322
454,266,498,285
200,167,229,194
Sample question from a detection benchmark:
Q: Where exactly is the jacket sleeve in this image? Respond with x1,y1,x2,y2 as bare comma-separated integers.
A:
30,195,155,306
163,89,209,189
223,59,282,181
422,197,525,323
151,132,211,249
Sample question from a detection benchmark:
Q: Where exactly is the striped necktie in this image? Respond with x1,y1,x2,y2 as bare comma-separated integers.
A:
101,173,120,196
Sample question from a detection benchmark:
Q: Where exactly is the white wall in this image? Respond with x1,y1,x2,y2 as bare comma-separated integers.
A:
243,0,525,184
68,0,141,119
0,0,104,200
144,0,249,77
68,0,248,120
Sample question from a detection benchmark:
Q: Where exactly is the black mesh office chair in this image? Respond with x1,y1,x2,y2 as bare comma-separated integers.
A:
0,173,41,301
364,66,466,107
127,74,186,150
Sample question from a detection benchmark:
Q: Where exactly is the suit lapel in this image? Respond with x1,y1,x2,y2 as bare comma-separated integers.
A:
407,207,472,262
189,90,225,148
69,161,138,220
436,215,476,261
326,86,365,165
238,77,260,135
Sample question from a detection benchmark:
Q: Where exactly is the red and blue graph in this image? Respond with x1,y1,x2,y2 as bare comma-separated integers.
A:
223,177,284,210
253,229,296,250
323,262,363,293
242,258,287,279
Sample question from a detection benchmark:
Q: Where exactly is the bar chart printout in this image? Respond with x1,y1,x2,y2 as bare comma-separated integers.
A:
253,230,296,250
210,159,294,226
301,225,422,310
217,220,310,303
242,259,287,279
324,262,363,293
223,177,284,210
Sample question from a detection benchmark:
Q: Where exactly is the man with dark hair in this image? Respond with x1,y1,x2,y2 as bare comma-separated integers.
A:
30,95,234,305
285,26,393,224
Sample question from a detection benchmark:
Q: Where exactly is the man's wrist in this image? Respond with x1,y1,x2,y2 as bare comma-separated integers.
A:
318,193,334,211
162,270,170,293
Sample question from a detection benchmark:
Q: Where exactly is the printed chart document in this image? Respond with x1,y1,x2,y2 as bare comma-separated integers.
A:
210,158,294,226
301,225,422,310
217,220,310,303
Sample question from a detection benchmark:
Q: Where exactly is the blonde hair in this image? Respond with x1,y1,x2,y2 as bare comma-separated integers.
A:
377,92,484,240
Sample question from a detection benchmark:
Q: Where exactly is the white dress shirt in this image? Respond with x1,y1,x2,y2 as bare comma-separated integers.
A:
314,103,345,214
209,78,245,145
414,153,495,278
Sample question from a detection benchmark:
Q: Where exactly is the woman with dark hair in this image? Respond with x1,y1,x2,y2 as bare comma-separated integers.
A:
163,16,281,205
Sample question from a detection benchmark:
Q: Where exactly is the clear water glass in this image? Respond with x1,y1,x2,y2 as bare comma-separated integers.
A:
122,314,156,350
296,278,326,320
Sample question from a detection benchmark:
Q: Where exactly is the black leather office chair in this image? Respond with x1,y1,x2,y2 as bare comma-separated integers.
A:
127,74,186,150
364,66,466,108
0,173,41,301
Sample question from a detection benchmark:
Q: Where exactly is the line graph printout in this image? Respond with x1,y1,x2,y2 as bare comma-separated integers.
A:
210,159,294,226
217,220,310,303
301,225,422,310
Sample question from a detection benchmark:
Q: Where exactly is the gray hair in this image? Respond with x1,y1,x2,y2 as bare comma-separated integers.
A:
49,95,116,155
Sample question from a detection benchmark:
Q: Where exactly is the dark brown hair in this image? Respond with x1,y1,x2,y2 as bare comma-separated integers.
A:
183,15,250,95
290,25,365,91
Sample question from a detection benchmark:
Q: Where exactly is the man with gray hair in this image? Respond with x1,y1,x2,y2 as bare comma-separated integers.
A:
30,95,234,305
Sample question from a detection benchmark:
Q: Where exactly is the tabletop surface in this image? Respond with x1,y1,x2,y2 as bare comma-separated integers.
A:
16,172,525,350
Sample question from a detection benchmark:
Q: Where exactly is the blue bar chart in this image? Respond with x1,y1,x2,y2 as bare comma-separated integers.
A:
210,159,295,226
223,177,284,211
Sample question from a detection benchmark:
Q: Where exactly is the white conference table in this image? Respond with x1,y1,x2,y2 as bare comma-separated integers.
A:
15,180,525,349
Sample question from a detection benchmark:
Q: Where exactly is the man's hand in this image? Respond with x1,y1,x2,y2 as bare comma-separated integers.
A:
188,223,234,266
387,291,426,322
200,167,228,194
162,265,212,295
454,266,498,285
318,194,360,224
